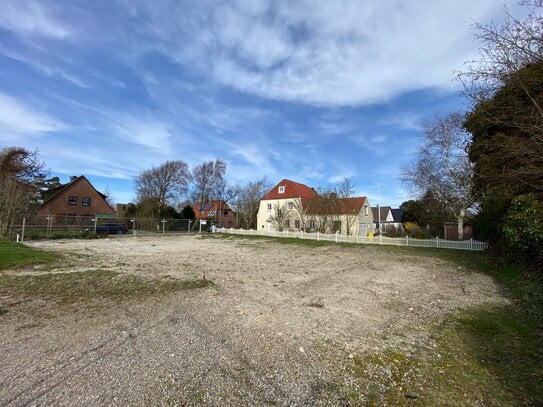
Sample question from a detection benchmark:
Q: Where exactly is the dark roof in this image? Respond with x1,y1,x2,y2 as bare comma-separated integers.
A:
41,175,107,204
391,208,404,223
261,179,318,200
372,206,392,221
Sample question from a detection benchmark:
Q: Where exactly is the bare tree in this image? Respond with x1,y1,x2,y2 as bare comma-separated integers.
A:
134,160,190,209
236,177,271,229
0,147,46,236
306,187,339,233
268,202,290,232
459,1,543,105
337,177,358,236
191,159,227,203
402,112,474,240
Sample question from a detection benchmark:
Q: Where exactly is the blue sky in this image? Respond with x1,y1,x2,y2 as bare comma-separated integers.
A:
0,0,520,207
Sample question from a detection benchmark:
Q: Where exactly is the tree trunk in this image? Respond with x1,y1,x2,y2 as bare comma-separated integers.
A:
457,208,465,241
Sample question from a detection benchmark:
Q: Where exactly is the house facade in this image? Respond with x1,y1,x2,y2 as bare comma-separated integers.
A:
372,206,405,234
257,179,374,236
34,175,115,225
194,200,238,228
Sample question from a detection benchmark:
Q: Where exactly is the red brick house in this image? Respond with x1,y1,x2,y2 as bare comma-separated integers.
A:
34,176,115,225
194,200,238,228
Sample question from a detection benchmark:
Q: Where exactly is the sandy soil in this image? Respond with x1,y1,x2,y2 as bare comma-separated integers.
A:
0,235,508,405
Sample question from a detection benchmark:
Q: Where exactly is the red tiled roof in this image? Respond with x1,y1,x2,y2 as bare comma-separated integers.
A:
335,197,367,214
261,179,318,200
194,200,232,219
302,196,367,215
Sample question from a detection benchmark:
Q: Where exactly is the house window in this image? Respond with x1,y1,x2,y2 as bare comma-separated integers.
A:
278,185,285,194
333,221,341,233
288,202,293,210
267,203,272,210
223,211,228,216
294,220,300,229
82,197,91,207
68,196,77,205
364,205,368,216
285,219,290,228
309,220,316,229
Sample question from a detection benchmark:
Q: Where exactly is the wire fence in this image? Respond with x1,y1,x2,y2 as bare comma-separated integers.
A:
216,227,489,251
12,214,208,241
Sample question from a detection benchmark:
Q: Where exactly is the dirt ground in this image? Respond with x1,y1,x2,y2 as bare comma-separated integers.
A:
0,235,508,406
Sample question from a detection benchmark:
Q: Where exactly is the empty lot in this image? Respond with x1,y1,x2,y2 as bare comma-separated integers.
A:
0,235,509,405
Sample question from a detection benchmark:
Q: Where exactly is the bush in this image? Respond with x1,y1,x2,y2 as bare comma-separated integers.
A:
503,194,543,269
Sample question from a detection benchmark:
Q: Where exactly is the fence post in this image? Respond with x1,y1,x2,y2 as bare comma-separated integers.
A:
356,234,359,244
300,230,303,239
21,217,26,242
406,235,408,246
317,231,320,241
470,238,473,251
436,236,439,248
335,231,339,243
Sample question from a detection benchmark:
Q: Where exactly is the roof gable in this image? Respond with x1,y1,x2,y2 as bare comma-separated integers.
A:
261,179,318,200
39,175,112,213
194,200,232,218
42,176,107,204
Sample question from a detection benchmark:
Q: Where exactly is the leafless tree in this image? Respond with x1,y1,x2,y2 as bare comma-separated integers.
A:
191,159,227,203
306,187,339,233
338,177,358,236
459,1,543,105
402,112,474,240
236,177,271,229
0,147,45,236
134,160,190,209
268,202,290,232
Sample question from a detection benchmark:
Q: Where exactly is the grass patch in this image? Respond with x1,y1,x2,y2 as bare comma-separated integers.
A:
0,240,59,270
214,232,358,247
0,269,213,304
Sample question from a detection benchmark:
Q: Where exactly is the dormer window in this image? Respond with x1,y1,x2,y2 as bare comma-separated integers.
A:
278,185,285,194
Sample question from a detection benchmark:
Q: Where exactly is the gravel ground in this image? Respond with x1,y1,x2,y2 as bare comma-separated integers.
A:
0,235,508,406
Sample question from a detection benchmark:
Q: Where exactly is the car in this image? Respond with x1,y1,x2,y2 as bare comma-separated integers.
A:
96,223,129,234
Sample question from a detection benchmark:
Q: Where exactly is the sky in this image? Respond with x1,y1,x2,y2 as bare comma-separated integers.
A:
0,0,521,207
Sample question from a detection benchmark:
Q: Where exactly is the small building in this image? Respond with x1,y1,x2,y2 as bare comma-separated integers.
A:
194,200,238,228
372,206,405,235
34,175,115,225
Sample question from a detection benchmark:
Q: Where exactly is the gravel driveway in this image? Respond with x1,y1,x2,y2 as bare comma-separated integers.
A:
0,235,507,405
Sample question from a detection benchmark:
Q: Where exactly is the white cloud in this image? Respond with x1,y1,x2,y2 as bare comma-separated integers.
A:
110,116,173,153
0,0,71,39
127,0,514,106
0,92,65,141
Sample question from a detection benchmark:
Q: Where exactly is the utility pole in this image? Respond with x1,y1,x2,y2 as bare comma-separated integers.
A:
377,183,381,236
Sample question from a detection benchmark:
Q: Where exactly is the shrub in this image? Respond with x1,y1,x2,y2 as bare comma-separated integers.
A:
503,194,543,269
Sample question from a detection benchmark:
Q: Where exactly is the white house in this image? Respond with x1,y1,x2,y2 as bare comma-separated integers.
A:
257,179,374,236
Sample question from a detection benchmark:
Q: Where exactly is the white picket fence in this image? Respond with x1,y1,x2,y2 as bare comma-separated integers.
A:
215,227,488,251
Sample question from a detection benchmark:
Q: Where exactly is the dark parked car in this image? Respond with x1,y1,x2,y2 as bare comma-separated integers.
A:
96,223,128,234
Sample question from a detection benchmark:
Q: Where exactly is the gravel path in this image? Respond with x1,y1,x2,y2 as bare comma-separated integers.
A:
0,235,508,405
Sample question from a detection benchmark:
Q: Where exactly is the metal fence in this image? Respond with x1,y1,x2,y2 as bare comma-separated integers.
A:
12,214,204,240
216,227,489,251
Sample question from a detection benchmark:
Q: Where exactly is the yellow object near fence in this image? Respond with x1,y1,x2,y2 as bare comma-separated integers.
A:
367,232,374,238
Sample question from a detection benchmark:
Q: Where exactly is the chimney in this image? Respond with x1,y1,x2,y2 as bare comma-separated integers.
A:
70,176,78,183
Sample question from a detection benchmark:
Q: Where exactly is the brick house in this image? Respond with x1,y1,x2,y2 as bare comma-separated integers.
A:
34,176,115,225
194,200,238,228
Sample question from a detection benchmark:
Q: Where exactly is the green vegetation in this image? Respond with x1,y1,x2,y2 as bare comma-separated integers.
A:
212,232,361,248
0,240,59,270
0,269,212,305
344,258,543,405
